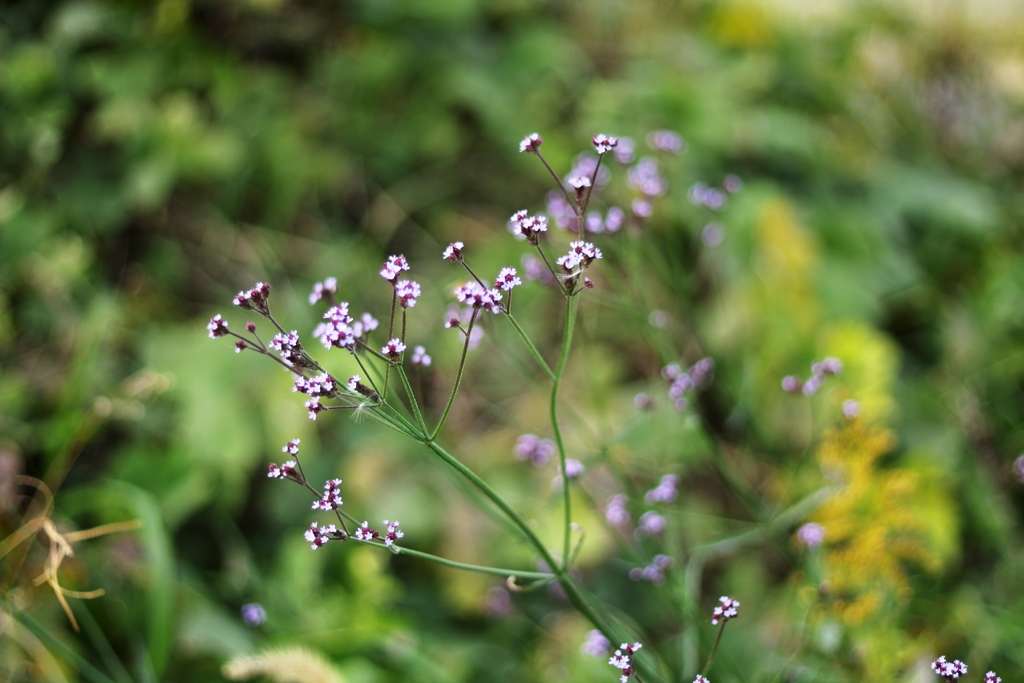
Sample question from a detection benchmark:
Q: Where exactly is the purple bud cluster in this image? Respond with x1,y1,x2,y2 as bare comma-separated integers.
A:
515,434,555,466
207,314,229,338
581,629,611,657
645,474,679,503
308,277,337,305
455,281,502,313
556,240,602,273
781,357,843,396
312,478,343,511
629,554,672,583
635,511,666,538
293,372,338,399
605,494,630,526
304,522,340,550
410,345,431,367
797,522,825,549
269,330,303,364
661,358,714,411
711,596,740,625
233,282,272,314
608,642,642,683
931,657,968,680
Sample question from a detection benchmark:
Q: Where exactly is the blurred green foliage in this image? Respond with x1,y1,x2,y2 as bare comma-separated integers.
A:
4,0,1024,682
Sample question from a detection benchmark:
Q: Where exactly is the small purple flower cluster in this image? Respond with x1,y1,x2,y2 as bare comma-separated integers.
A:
233,282,271,315
629,554,672,583
711,596,740,626
308,277,337,304
312,478,343,511
797,522,825,549
304,521,341,550
645,474,679,503
608,642,642,683
931,657,968,681
581,629,611,657
515,434,555,467
454,281,503,314
661,358,714,411
556,240,603,274
635,511,666,538
605,494,630,526
293,372,338,399
782,357,842,396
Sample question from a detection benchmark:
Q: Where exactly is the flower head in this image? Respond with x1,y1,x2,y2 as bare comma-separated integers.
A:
510,211,548,243
380,254,410,282
711,596,740,625
646,130,685,153
396,279,421,308
593,133,619,154
309,277,337,305
842,399,860,419
454,281,502,313
984,672,1001,683
207,314,229,339
305,397,324,420
282,439,300,455
519,133,542,153
797,522,825,549
581,630,611,657
233,282,272,315
514,434,555,466
267,459,297,479
605,494,630,526
410,345,431,367
443,242,464,261
312,478,343,511
383,520,404,547
931,656,968,680
608,642,642,683
354,521,378,541
495,267,521,291
382,338,406,360
645,474,679,503
240,603,266,627
304,522,338,550
269,331,303,364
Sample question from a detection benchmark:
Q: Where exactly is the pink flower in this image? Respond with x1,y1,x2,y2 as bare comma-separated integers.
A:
207,314,229,338
593,133,619,154
396,279,421,308
519,133,542,153
443,242,464,261
495,267,521,291
711,596,740,625
380,254,410,282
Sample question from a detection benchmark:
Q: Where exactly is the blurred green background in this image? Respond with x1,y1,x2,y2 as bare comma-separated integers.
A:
4,0,1024,681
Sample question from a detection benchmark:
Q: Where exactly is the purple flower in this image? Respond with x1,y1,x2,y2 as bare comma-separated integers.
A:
207,314,229,338
267,459,297,479
593,133,619,154
395,279,421,308
519,133,542,153
636,511,666,537
984,672,1001,683
380,254,410,282
931,656,968,680
627,158,668,197
646,130,685,153
410,345,431,367
631,199,652,218
240,603,266,627
629,555,673,583
515,434,555,466
634,392,652,409
613,137,635,164
723,174,743,193
546,191,577,230
304,522,338,550
495,267,522,292
562,459,584,479
315,302,357,350
585,211,604,233
797,522,825,549
702,222,724,248
312,478,343,511
605,207,625,233
605,494,630,526
443,242,464,261
781,375,802,393
309,277,338,305
382,338,406,360
842,399,860,419
711,596,740,625
581,629,611,657
282,439,300,455
1014,455,1024,483
354,521,378,541
233,282,272,315
693,677,710,683
305,397,324,420
269,330,303,364
454,281,502,314
644,475,679,504
383,520,404,547
608,642,642,683
556,241,602,273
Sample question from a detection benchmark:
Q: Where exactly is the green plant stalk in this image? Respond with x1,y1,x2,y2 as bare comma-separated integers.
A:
430,310,478,440
504,312,555,382
551,294,579,568
701,621,727,677
396,366,427,437
387,544,555,580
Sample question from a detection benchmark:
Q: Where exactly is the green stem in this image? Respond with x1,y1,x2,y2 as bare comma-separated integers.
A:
396,366,427,437
420,439,560,572
431,310,478,440
387,544,555,580
551,295,579,568
701,621,727,677
504,313,555,382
